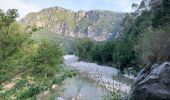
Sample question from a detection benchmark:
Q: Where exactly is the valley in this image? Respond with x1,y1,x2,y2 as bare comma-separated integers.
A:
0,0,170,99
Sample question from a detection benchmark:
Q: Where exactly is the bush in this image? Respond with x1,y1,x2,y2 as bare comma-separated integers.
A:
112,39,138,71
75,38,94,60
18,85,45,99
90,41,115,64
103,91,120,100
0,9,66,99
135,28,170,64
152,0,170,28
22,40,63,79
0,9,31,83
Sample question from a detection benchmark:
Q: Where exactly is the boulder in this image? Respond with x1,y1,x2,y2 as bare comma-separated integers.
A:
52,84,59,89
127,62,170,100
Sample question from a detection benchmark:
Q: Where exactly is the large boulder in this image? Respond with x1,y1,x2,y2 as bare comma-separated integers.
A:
127,62,170,100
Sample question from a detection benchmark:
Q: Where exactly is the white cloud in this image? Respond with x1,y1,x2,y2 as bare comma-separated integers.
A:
0,0,41,19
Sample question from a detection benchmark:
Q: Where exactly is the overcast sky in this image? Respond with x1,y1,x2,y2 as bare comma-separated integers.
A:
0,0,142,19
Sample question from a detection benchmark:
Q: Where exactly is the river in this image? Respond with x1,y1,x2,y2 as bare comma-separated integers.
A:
54,55,135,100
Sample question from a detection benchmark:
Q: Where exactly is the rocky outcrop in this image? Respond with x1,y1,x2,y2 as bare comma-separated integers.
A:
127,62,170,100
133,0,162,16
20,7,125,41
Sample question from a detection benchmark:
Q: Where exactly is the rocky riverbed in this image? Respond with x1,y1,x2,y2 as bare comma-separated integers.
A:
64,55,134,95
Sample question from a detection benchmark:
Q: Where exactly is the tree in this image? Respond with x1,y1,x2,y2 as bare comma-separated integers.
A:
22,40,63,79
0,9,19,27
132,3,139,11
112,39,138,71
75,38,94,60
0,9,29,82
135,29,170,64
152,0,170,28
89,41,115,64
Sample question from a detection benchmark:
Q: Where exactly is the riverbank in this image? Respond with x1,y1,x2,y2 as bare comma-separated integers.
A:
64,55,134,95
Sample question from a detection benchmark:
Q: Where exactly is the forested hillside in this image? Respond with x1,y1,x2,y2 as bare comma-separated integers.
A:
75,0,170,75
0,0,169,99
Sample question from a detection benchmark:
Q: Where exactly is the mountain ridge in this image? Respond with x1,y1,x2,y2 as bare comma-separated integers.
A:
20,6,125,41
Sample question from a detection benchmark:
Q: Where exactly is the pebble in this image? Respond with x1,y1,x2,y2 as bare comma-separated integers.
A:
64,55,132,94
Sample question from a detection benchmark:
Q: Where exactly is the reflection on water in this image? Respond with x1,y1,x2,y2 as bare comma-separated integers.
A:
58,76,107,100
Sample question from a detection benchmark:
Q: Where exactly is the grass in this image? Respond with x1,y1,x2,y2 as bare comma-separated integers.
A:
0,67,78,99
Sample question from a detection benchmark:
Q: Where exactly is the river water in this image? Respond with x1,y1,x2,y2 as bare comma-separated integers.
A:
54,55,134,100
59,76,108,100
37,55,133,100
51,55,135,100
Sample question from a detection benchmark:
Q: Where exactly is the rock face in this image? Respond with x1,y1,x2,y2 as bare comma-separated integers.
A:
20,7,125,41
134,0,162,16
127,62,170,100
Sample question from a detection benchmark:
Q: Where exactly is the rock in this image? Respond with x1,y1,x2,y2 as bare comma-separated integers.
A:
127,62,170,100
43,91,50,95
71,97,76,100
64,55,132,94
20,7,125,41
3,82,16,90
133,0,162,16
52,84,59,89
56,97,65,100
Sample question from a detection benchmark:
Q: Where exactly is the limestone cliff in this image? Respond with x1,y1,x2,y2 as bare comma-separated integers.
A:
20,7,125,41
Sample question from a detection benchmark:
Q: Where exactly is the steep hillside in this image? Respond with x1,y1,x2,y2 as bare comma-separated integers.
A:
20,7,125,41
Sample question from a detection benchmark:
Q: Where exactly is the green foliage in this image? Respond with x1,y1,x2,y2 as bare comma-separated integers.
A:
103,91,120,100
14,79,28,90
152,0,170,28
135,28,170,64
111,10,152,71
0,9,19,27
74,2,169,73
36,40,63,67
75,37,138,72
18,85,45,99
75,38,94,60
52,76,66,85
90,41,115,64
133,0,170,65
63,70,77,78
72,1,169,75
116,0,170,71
0,9,31,82
0,9,65,99
22,40,63,79
32,29,76,54
112,39,138,71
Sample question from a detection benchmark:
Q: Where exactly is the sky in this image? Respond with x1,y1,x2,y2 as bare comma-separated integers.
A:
0,0,142,19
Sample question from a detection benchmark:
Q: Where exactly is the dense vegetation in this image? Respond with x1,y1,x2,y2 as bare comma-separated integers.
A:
0,9,73,99
75,0,170,75
0,0,169,99
32,29,76,54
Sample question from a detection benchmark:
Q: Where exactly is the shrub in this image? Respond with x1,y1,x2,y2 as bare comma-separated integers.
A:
22,40,63,79
18,85,45,99
135,28,170,64
75,38,94,60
